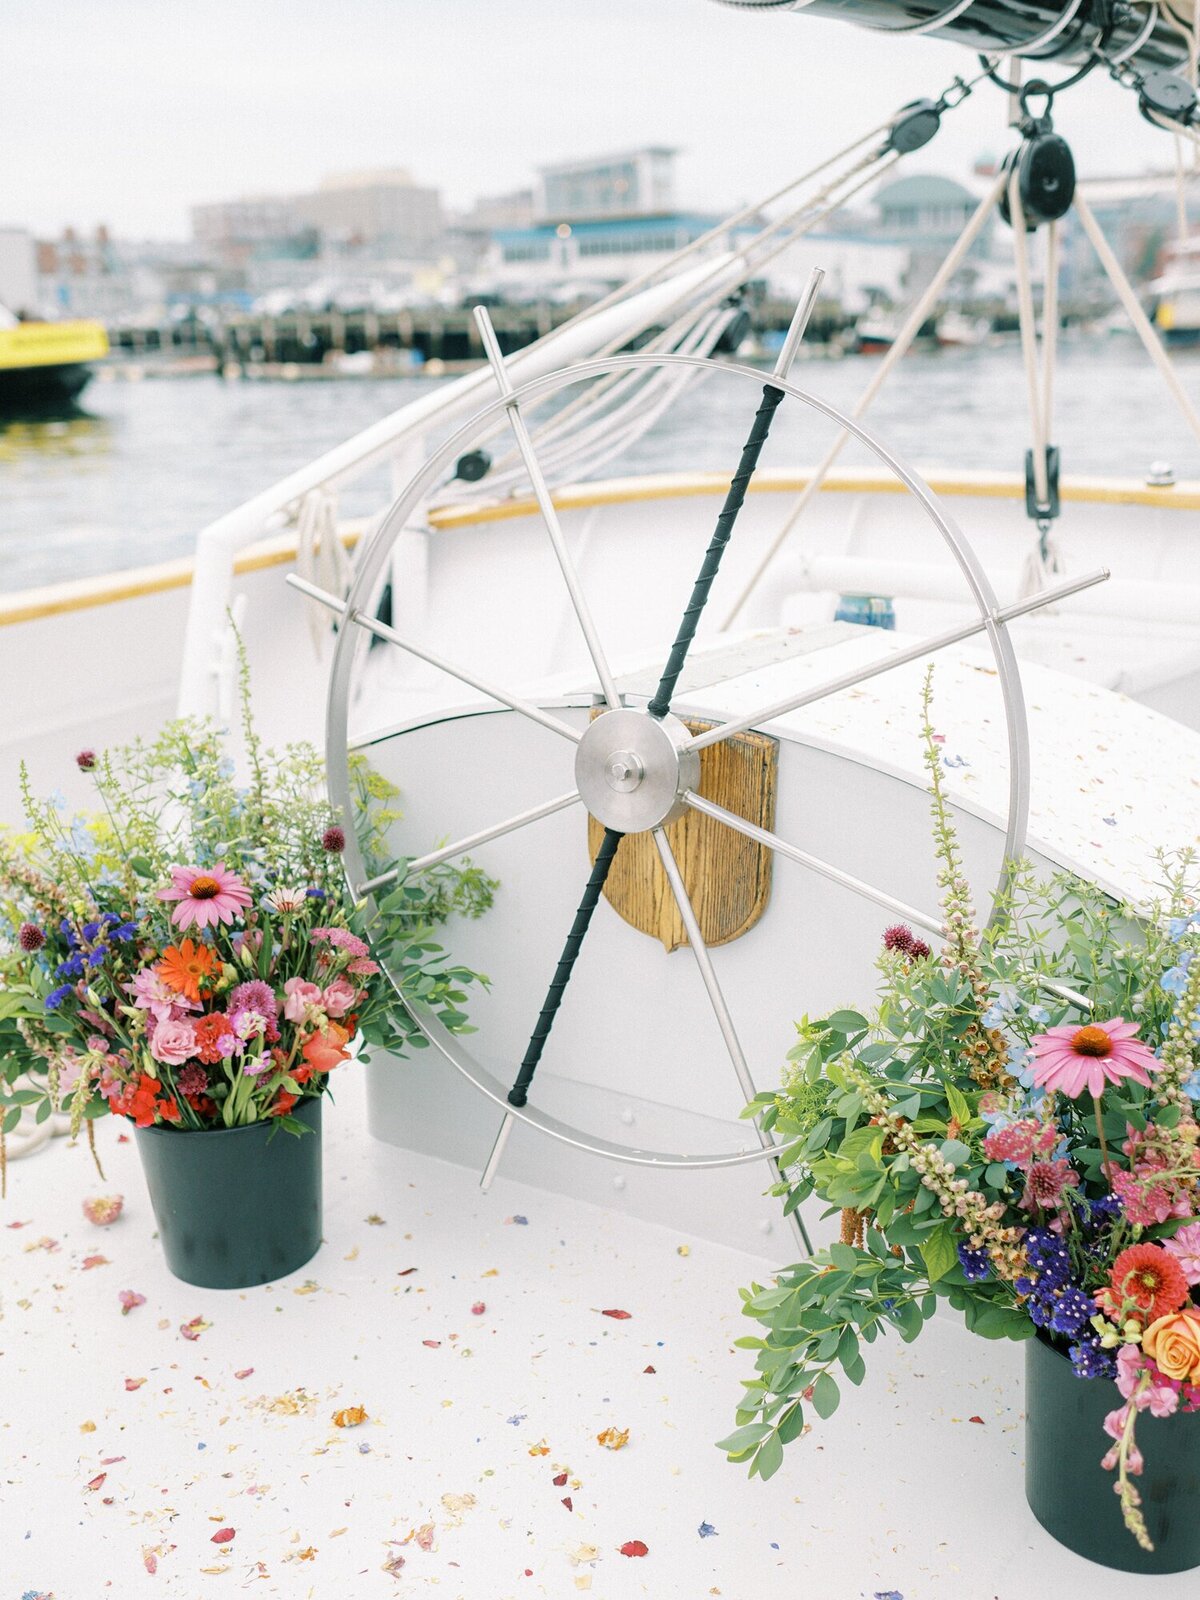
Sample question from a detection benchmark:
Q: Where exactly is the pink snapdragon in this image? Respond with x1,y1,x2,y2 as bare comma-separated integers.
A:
1116,1344,1181,1418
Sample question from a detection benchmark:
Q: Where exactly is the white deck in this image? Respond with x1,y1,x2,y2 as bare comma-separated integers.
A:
4,1070,1196,1599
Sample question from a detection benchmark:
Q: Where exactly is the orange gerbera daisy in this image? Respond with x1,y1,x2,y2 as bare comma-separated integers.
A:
156,939,220,1003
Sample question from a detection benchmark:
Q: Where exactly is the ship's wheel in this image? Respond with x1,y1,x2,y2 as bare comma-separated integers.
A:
298,288,1080,1247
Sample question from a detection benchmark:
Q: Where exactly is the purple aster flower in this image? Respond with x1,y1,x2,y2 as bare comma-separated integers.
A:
45,984,74,1010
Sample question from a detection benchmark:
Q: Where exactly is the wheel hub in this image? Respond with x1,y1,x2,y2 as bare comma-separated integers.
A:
574,707,699,832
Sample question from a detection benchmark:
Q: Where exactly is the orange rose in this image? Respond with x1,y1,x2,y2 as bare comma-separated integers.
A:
1143,1307,1200,1383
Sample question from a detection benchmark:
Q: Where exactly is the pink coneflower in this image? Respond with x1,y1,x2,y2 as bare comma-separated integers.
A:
1029,1018,1159,1099
158,863,253,930
18,922,45,952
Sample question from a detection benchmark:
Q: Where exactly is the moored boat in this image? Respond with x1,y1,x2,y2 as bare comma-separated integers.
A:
0,308,108,409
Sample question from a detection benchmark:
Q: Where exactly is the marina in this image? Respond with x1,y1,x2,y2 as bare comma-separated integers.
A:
5,2,1200,1595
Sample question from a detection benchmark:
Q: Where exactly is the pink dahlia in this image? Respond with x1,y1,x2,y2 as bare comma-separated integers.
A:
1029,1018,1159,1099
158,863,253,930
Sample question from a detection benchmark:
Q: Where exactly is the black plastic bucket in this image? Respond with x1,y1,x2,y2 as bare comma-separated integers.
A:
135,1096,323,1289
1025,1332,1200,1574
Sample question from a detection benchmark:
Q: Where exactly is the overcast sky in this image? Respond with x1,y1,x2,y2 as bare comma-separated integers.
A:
5,0,1182,239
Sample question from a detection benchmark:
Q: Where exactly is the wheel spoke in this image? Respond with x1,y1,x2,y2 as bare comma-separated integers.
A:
357,790,582,897
683,793,1091,1011
682,792,943,935
651,827,812,1254
646,274,823,721
288,574,582,746
686,566,1110,755
474,307,623,710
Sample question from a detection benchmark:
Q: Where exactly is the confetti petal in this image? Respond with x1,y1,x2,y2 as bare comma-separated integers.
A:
119,1290,146,1315
81,1254,110,1269
561,1496,574,1511
82,1194,124,1226
698,1522,718,1538
85,1472,107,1491
504,1215,528,1225
596,1427,630,1451
124,1377,146,1391
180,1315,210,1341
600,1308,631,1319
618,1540,649,1558
234,1368,254,1380
211,1527,235,1544
332,1406,369,1428
471,1301,486,1315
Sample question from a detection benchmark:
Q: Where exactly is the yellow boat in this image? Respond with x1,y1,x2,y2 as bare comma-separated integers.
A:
0,316,108,407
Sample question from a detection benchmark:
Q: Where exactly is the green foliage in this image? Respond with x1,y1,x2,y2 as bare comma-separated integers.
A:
0,633,496,1155
719,674,1200,1489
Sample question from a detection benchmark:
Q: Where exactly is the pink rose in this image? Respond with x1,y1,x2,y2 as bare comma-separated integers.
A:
322,976,358,1018
283,977,323,1023
149,1018,197,1067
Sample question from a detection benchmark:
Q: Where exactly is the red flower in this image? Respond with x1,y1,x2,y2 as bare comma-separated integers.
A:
269,1089,298,1118
116,1074,162,1129
193,1014,232,1065
301,1022,351,1074
158,1097,182,1124
1103,1244,1190,1324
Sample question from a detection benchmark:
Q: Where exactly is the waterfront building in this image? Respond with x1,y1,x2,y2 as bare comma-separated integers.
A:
535,147,677,223
0,227,38,315
292,169,443,256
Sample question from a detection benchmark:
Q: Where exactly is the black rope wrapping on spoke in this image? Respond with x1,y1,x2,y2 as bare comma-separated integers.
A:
507,826,623,1107
646,382,785,719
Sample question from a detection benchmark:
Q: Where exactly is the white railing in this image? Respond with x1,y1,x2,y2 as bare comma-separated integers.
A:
176,255,747,716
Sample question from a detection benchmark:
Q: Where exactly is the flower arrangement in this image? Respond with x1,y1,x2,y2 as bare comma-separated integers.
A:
0,648,493,1180
723,669,1200,1553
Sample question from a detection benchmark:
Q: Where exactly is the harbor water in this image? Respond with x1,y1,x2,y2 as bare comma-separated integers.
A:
3,338,1199,595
